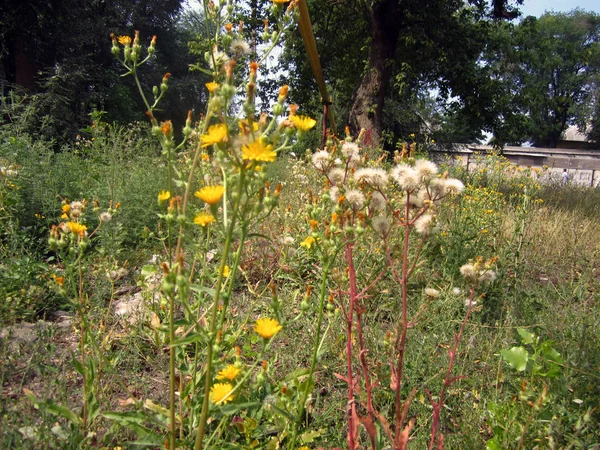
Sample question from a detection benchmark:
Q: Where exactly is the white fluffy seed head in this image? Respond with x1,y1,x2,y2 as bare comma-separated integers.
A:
341,142,360,158
370,191,387,212
312,150,331,170
444,178,465,195
354,168,389,189
414,213,435,235
345,189,366,210
460,263,476,282
329,186,340,203
328,168,345,185
414,159,438,181
372,216,391,236
391,165,420,191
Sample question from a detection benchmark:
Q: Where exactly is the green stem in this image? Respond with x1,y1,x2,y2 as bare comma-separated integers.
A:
289,260,330,449
194,169,246,450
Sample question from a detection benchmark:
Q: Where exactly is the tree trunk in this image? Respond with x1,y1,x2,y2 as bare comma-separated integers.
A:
348,0,402,148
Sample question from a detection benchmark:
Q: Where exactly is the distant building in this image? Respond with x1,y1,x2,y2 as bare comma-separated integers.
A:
557,125,596,150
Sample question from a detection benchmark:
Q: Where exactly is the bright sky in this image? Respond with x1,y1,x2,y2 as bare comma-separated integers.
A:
519,0,600,17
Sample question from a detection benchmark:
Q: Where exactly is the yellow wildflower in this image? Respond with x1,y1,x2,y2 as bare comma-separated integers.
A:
62,204,71,213
117,36,131,46
239,120,259,134
271,0,289,4
217,365,240,381
223,265,230,277
205,81,219,93
300,236,315,249
201,153,210,161
254,318,283,339
195,185,224,205
290,115,316,131
158,190,171,202
201,124,228,148
67,222,87,237
210,383,234,404
61,213,69,219
241,140,276,162
193,212,215,226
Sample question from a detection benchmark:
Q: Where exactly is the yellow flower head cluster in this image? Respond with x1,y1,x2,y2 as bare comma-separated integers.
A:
290,115,317,132
254,318,282,339
216,365,240,381
158,190,171,202
205,82,219,93
201,124,228,148
193,212,215,226
300,236,315,249
242,139,276,162
117,35,132,46
210,383,234,404
67,222,87,237
195,185,224,205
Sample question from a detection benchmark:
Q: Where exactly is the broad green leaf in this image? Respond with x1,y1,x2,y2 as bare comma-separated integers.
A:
541,342,563,364
486,437,502,450
301,428,326,443
141,265,157,279
501,346,529,371
517,328,535,345
43,401,82,425
189,284,216,297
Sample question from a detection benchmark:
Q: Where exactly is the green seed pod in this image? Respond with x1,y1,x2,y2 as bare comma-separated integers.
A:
300,300,310,313
162,281,175,296
176,275,187,287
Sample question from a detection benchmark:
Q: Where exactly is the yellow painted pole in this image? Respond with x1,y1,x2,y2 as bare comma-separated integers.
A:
297,0,336,132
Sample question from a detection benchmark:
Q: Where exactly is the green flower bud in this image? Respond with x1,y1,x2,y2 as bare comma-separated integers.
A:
273,103,284,116
177,214,187,225
162,281,175,296
300,300,310,313
153,86,159,97
176,275,187,287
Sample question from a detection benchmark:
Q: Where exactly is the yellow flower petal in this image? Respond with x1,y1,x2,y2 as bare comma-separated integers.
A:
194,185,224,205
290,115,316,132
241,139,276,162
201,124,228,148
193,212,215,226
254,318,282,339
210,383,234,404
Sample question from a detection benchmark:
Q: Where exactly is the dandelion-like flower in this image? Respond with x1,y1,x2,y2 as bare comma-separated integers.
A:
205,82,219,93
290,115,317,132
254,318,283,339
354,168,389,189
341,142,360,158
194,212,215,226
210,383,234,404
391,165,420,191
99,212,112,223
300,236,316,249
230,38,251,55
329,186,340,203
370,191,387,212
195,185,225,205
444,178,465,195
158,190,171,202
311,150,331,170
460,263,477,283
200,124,228,148
242,140,276,162
67,222,87,237
414,213,435,235
328,168,345,185
217,365,241,381
345,189,366,210
479,270,497,284
372,216,391,236
207,46,229,69
62,204,71,214
414,159,438,181
117,36,131,46
280,236,295,246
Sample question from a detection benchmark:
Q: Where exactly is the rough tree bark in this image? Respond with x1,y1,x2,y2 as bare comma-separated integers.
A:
348,0,402,148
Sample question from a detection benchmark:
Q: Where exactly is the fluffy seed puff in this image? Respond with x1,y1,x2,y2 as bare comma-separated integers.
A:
328,168,346,185
369,191,387,212
414,159,438,182
372,216,391,236
345,189,366,210
312,150,331,171
391,164,420,192
354,168,389,189
413,213,436,235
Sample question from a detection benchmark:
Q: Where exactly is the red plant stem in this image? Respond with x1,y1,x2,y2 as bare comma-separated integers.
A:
345,243,358,450
393,197,412,438
428,288,476,450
